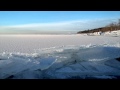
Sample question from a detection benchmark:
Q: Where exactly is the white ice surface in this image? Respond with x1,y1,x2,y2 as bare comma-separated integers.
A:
0,34,120,79
0,34,120,53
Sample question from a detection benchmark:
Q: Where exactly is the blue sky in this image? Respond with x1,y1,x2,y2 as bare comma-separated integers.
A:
0,11,120,34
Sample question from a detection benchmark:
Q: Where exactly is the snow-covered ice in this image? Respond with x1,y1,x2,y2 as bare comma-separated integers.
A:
0,34,120,79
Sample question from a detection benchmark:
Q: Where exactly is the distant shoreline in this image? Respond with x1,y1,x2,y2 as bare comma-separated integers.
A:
0,33,77,36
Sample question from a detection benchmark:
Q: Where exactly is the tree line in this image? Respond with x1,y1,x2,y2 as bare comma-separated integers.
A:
77,19,120,34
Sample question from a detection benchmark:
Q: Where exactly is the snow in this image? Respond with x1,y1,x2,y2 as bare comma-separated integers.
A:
0,34,120,79
104,30,120,36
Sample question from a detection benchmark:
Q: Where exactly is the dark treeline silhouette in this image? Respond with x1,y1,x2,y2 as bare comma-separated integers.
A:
77,19,120,34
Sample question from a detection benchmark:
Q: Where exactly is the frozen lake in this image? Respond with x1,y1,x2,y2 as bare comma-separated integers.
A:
0,34,120,79
0,34,120,53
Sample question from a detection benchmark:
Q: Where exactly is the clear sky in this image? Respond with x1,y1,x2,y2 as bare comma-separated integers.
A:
0,11,120,34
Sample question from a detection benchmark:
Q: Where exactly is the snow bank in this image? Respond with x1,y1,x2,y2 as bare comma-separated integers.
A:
104,30,120,37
